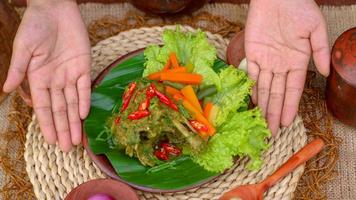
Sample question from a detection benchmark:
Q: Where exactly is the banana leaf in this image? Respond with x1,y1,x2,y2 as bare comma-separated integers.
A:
84,52,229,191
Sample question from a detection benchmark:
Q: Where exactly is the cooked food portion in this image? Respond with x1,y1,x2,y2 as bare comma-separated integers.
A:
111,80,205,167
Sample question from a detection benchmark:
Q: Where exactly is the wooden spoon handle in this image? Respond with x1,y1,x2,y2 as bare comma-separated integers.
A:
261,138,325,190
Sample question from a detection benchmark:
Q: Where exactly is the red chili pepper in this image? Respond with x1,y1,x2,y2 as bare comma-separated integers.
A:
167,102,178,111
114,116,121,125
138,98,150,111
123,82,137,100
121,97,132,112
189,120,209,132
155,90,178,111
128,110,150,120
121,82,137,112
146,84,156,99
154,148,169,161
162,143,181,156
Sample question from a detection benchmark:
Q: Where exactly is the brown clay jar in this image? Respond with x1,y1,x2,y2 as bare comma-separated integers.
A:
326,27,356,128
0,1,20,103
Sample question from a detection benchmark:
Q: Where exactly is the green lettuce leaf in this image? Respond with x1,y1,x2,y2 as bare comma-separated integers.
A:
143,27,220,89
211,66,254,127
142,45,169,76
193,108,270,172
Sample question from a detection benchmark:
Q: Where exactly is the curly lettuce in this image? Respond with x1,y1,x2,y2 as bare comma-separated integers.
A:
210,66,254,127
142,45,169,75
193,108,271,172
143,27,220,90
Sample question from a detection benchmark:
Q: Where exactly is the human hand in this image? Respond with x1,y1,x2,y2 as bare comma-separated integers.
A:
245,0,330,135
3,0,91,152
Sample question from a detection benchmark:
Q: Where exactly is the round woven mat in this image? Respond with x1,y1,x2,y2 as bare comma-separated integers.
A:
24,25,307,200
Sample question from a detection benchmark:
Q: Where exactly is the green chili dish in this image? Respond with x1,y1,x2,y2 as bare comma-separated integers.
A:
83,27,271,192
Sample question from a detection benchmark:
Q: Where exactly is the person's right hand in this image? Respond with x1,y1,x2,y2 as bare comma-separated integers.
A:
3,0,91,152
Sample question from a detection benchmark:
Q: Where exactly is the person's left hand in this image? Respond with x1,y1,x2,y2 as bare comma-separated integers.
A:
244,0,330,135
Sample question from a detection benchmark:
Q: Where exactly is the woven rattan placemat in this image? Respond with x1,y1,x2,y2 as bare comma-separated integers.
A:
24,25,307,200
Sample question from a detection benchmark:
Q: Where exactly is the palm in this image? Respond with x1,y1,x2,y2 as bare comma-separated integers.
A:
245,0,330,135
4,0,91,151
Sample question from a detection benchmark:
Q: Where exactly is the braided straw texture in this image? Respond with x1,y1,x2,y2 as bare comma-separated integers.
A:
24,25,307,200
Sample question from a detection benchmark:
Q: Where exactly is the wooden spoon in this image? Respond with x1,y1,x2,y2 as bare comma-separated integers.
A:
220,138,325,200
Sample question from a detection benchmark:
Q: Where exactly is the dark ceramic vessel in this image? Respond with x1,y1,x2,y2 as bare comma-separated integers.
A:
226,30,245,66
129,0,210,15
326,27,356,128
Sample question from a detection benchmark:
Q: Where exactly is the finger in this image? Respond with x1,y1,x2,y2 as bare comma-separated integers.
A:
64,85,82,145
51,88,72,152
77,73,91,119
257,70,273,117
247,60,260,104
3,42,31,93
267,73,287,136
281,69,306,127
310,17,330,77
31,87,57,144
18,79,33,106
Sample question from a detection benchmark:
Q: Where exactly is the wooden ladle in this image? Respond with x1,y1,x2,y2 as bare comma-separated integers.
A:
220,138,325,200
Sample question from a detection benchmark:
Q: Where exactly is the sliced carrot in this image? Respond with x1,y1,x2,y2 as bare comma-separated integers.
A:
181,85,202,113
173,93,184,101
160,72,202,85
163,58,171,71
147,72,161,80
165,86,181,96
169,53,179,69
178,97,215,136
203,102,213,119
166,67,187,73
148,64,185,81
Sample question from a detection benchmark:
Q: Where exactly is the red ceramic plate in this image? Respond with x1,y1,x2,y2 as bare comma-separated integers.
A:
82,32,245,192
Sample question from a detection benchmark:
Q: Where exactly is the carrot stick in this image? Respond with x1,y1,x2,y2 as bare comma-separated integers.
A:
181,85,202,113
147,72,161,80
203,102,213,119
195,112,216,136
166,67,187,73
170,53,179,69
148,65,185,81
175,95,215,136
163,58,171,71
165,86,181,96
160,72,202,85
